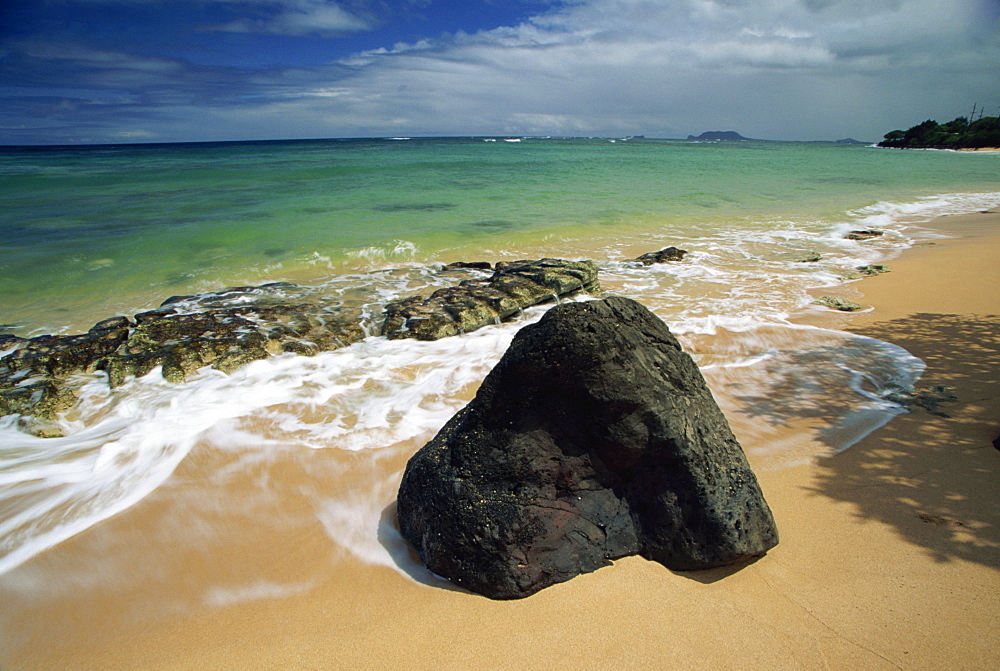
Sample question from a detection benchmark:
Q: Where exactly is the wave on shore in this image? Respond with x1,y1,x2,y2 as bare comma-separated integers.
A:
1,191,998,578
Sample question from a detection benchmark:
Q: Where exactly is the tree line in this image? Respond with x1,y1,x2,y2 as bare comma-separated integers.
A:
878,113,1000,149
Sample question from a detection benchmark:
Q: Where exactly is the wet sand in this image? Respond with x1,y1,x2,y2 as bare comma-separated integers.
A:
1,212,998,670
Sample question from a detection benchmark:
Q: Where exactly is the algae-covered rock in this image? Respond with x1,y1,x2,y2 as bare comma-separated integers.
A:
0,282,369,434
3,259,604,434
845,229,884,241
815,296,864,312
856,264,890,276
381,258,600,341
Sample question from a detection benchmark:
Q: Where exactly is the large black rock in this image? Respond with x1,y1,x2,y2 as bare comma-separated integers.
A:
397,296,778,599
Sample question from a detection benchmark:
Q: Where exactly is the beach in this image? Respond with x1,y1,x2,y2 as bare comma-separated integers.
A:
1,208,996,670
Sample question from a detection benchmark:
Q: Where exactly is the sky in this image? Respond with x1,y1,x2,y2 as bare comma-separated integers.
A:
1,0,999,145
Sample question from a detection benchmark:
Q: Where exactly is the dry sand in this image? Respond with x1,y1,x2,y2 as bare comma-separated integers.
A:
2,212,997,670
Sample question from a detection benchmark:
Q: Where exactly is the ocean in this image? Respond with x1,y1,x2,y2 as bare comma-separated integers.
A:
1,137,998,650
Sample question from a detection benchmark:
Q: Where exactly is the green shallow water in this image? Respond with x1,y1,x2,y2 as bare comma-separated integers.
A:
1,137,997,334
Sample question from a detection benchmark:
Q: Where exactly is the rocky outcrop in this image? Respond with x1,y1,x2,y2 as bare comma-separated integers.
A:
440,261,494,272
814,296,864,312
381,259,599,341
845,229,884,241
0,283,368,434
856,264,890,276
397,296,778,599
841,264,891,280
2,260,602,434
633,247,688,265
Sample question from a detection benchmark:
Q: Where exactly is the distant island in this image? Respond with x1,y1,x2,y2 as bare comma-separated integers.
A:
685,132,870,144
878,114,1000,149
687,131,753,141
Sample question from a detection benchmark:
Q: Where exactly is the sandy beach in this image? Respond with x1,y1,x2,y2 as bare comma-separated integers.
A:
2,211,998,670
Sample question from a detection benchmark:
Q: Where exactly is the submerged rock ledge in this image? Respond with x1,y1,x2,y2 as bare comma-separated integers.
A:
1,258,602,435
383,258,599,340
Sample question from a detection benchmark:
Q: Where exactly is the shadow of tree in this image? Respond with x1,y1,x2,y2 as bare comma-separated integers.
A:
809,313,1000,568
704,324,924,468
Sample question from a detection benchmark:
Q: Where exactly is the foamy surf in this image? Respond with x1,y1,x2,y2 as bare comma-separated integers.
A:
0,305,551,576
0,190,996,583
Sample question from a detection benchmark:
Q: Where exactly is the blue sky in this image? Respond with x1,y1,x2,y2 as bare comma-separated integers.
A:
2,0,999,145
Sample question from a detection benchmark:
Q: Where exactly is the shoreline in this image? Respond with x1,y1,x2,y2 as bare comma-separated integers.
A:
2,211,998,669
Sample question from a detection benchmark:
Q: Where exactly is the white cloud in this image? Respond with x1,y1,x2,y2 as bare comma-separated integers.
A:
19,42,183,73
215,0,371,35
4,0,998,144
273,0,995,140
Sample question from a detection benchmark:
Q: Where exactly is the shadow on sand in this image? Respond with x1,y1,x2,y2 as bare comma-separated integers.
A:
808,313,1000,569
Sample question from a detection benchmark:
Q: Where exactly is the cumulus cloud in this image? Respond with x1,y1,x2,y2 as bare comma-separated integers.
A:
1,0,998,143
271,0,995,139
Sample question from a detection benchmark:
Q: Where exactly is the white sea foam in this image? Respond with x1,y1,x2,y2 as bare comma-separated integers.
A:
345,240,419,267
0,190,995,583
0,306,553,576
204,579,317,608
849,192,1000,231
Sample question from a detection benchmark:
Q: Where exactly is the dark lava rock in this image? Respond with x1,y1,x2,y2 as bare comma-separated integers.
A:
846,229,884,241
381,258,600,341
634,247,688,265
397,296,778,599
441,261,494,272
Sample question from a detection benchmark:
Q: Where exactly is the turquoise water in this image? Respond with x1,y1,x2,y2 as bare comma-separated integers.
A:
0,138,998,618
2,138,997,333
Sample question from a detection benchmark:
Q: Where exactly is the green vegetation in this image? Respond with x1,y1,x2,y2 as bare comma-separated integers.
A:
878,114,1000,149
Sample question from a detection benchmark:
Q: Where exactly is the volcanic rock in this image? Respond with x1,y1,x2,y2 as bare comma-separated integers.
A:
856,264,890,276
0,282,368,434
633,247,688,265
814,296,864,312
440,261,494,272
397,296,778,599
381,258,600,341
845,229,884,241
